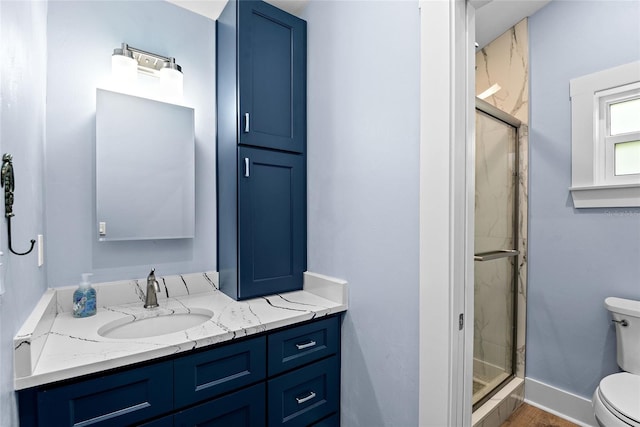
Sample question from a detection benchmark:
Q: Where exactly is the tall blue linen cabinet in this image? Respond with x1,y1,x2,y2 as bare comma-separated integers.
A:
216,0,307,300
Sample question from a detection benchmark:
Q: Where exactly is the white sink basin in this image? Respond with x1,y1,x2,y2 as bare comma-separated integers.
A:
98,308,214,339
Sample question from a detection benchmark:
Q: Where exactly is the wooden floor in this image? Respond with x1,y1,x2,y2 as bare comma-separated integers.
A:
500,403,579,427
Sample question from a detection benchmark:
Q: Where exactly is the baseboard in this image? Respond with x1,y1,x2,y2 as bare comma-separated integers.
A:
524,377,598,427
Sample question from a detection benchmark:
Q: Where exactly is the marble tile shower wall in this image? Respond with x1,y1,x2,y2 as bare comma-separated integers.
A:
475,18,529,381
515,124,528,379
476,19,529,125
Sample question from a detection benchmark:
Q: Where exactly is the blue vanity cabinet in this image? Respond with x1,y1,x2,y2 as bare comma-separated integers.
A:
217,0,307,301
17,316,341,427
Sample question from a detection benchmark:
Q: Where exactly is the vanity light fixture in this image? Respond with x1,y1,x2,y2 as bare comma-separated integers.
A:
111,42,184,98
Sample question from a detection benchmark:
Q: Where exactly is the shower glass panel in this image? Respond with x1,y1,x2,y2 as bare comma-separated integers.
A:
473,109,518,408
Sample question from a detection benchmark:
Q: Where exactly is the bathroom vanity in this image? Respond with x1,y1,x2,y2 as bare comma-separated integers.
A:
14,272,347,427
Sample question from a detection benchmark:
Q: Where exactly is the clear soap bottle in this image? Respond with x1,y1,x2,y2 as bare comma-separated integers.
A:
73,273,96,318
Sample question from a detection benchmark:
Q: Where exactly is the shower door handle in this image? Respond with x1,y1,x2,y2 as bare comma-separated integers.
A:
474,249,519,262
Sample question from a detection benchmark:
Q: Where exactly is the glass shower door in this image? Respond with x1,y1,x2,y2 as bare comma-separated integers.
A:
472,109,518,408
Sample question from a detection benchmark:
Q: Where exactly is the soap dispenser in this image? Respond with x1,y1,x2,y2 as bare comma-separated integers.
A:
73,273,96,318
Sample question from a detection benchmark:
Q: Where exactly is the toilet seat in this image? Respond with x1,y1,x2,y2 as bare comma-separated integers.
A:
595,373,640,427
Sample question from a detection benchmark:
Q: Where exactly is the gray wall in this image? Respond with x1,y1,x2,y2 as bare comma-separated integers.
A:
528,0,640,399
0,1,48,424
302,1,420,425
45,1,216,287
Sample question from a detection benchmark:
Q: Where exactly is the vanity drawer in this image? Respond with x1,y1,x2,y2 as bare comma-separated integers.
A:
36,361,173,427
267,356,339,427
268,316,339,376
174,383,266,427
174,336,266,408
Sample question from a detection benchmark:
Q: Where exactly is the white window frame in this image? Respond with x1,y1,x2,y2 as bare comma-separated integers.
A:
569,61,640,208
597,84,640,185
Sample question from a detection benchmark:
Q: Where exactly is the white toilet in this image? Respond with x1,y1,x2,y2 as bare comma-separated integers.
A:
592,297,640,427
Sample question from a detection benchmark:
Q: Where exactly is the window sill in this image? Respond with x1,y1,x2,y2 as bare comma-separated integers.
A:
570,184,640,208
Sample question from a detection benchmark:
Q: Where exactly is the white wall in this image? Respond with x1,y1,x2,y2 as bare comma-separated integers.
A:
528,0,640,400
45,1,216,287
0,1,215,422
302,1,421,425
0,1,48,424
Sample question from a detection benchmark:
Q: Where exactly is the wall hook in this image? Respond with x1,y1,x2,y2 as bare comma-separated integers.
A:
1,154,35,256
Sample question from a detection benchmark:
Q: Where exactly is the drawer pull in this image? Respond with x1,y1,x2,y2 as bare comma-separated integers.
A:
295,340,317,350
295,391,316,404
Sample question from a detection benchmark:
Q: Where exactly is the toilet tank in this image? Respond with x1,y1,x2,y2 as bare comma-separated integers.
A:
605,297,640,374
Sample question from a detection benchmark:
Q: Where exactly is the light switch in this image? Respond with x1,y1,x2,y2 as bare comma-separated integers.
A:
37,234,44,267
99,222,106,236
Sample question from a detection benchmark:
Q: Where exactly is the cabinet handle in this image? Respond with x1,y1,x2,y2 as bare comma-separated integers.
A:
244,112,250,133
295,391,316,404
244,158,250,177
295,340,317,350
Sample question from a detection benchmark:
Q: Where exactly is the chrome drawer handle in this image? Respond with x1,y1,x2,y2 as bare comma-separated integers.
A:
296,391,316,404
295,340,317,350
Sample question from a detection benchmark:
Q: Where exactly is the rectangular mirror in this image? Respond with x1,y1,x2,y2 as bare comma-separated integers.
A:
96,89,195,241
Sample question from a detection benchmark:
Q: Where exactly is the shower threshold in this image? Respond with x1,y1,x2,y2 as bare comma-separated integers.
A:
472,372,512,408
472,377,524,427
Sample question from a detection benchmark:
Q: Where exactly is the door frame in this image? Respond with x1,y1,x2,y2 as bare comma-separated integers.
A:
418,0,475,425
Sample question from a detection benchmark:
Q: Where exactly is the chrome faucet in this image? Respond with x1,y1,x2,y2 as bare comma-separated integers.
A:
144,269,161,309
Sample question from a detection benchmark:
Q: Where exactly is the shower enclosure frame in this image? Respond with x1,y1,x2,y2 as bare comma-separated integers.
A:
472,98,523,411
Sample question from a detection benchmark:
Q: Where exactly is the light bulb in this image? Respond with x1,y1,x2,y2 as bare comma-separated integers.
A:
111,43,137,90
160,59,183,101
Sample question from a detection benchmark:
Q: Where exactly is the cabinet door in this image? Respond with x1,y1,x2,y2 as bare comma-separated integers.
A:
238,1,306,153
238,147,305,299
174,383,266,427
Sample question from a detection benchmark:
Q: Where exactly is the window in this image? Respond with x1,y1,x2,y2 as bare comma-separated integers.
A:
569,61,640,208
598,84,640,185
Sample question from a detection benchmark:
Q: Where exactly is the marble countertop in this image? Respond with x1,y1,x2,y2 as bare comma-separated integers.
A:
14,271,347,390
